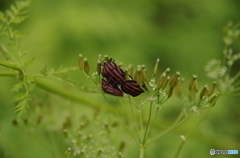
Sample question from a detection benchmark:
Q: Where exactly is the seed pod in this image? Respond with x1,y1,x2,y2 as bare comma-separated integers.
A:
169,71,180,87
175,78,184,97
189,75,198,92
157,74,166,89
162,76,170,90
209,93,218,107
208,81,216,96
127,65,133,77
200,85,208,100
63,129,68,138
153,58,160,76
134,68,143,85
167,86,174,98
141,66,148,82
83,58,90,74
104,55,109,62
78,54,84,70
96,60,101,75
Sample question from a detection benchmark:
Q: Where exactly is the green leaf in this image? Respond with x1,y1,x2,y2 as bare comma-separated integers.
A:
15,99,29,119
0,12,5,21
11,93,27,102
10,4,17,15
6,10,13,19
10,16,28,24
16,1,31,11
14,30,29,38
61,74,69,80
49,67,55,74
24,57,34,67
25,75,35,84
40,65,48,76
28,83,36,91
10,82,24,92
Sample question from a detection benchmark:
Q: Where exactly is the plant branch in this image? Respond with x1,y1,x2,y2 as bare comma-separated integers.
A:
0,61,22,73
173,108,212,158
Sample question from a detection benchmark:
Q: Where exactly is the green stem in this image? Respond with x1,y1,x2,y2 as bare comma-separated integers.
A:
146,109,190,146
174,108,212,158
0,61,22,73
34,77,106,109
142,100,153,144
0,71,18,77
140,144,145,158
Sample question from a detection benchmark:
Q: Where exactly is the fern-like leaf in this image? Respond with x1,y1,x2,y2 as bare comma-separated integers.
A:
10,82,24,92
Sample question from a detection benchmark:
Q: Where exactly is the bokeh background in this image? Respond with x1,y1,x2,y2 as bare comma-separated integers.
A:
0,0,240,158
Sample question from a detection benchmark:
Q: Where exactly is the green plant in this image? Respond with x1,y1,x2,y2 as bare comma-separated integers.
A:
0,1,240,158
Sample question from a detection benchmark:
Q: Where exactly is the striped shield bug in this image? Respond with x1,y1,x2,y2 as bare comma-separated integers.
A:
102,79,124,96
101,59,125,85
121,80,144,97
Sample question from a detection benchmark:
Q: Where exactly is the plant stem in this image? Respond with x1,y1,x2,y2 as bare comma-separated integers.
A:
0,71,18,77
174,108,212,158
142,100,153,145
139,144,145,158
34,77,106,109
0,61,22,72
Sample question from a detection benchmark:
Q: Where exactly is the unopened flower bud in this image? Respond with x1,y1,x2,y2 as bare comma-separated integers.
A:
78,54,84,70
200,85,208,100
208,81,216,96
162,76,170,90
153,58,159,76
83,58,89,74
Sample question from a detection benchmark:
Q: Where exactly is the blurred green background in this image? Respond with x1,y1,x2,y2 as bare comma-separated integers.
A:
0,0,240,158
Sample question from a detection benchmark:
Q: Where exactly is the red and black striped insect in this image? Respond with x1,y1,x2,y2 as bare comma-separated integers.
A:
102,79,124,96
121,80,144,97
101,59,125,85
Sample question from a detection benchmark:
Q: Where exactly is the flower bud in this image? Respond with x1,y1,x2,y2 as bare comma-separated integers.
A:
162,76,170,90
78,54,84,70
153,58,159,76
